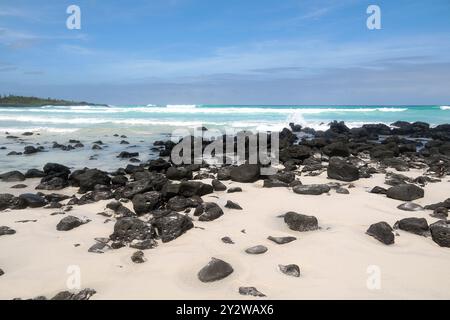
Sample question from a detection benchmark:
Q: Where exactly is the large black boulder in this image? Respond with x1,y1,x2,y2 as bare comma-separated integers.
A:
394,217,429,236
0,171,25,182
366,222,395,245
430,220,450,247
198,202,224,222
279,145,312,162
211,179,227,191
110,217,156,244
327,157,359,182
36,177,69,190
230,164,260,183
197,258,234,282
323,142,350,157
148,158,171,172
18,193,47,208
153,212,194,243
43,163,71,178
132,191,161,215
72,169,111,193
56,216,89,231
24,169,45,178
386,184,424,201
0,193,15,210
284,211,318,232
178,181,213,197
217,167,232,180
166,167,193,180
166,195,201,211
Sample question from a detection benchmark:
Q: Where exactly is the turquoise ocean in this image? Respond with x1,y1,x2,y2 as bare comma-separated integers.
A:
1,104,449,134
0,104,449,172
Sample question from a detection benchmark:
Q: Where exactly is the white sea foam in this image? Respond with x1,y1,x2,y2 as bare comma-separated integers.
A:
0,106,408,115
440,106,450,110
0,127,80,133
0,115,220,127
166,104,198,109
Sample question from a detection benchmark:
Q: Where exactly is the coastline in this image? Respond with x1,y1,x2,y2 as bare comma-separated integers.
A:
0,119,449,300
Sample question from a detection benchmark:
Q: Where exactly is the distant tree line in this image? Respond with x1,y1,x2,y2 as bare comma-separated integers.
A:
0,94,105,106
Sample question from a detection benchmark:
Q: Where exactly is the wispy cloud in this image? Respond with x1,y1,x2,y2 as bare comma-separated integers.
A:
0,27,87,49
23,70,45,75
0,7,26,17
88,34,450,83
59,44,96,55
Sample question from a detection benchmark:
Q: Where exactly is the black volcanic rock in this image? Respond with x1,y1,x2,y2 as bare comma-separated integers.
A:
56,216,89,231
212,179,227,191
24,146,39,154
178,181,213,197
198,258,234,282
43,163,71,178
166,166,193,180
366,222,395,245
230,164,260,183
327,157,359,182
132,191,161,215
71,169,111,193
117,151,139,159
198,202,224,222
267,236,297,244
0,171,25,182
0,226,16,236
370,186,388,194
387,184,424,201
131,250,146,263
245,245,268,254
430,220,450,247
18,193,46,208
278,264,300,277
284,212,318,232
239,287,266,297
397,202,423,211
225,200,242,210
394,217,429,236
227,187,242,193
153,212,194,243
0,194,15,210
323,141,350,157
217,167,232,180
24,169,45,178
279,145,312,162
293,184,330,195
110,217,156,246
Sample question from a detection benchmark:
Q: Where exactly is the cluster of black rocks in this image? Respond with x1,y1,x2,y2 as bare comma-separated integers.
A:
14,288,96,300
1,120,449,298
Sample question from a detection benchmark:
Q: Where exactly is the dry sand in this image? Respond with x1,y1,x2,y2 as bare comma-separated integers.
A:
0,170,450,300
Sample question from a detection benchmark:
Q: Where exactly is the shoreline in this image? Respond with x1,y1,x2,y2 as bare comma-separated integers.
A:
0,120,450,300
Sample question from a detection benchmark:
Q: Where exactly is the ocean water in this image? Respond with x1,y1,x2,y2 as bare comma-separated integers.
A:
0,104,449,172
0,104,449,134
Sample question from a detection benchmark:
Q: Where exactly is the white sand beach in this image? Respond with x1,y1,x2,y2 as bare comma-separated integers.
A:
1,169,449,300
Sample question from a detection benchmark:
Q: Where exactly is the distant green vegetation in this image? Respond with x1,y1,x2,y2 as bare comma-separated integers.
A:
0,95,107,107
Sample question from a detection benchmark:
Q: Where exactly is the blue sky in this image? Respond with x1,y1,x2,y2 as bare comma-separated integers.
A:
1,0,450,104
